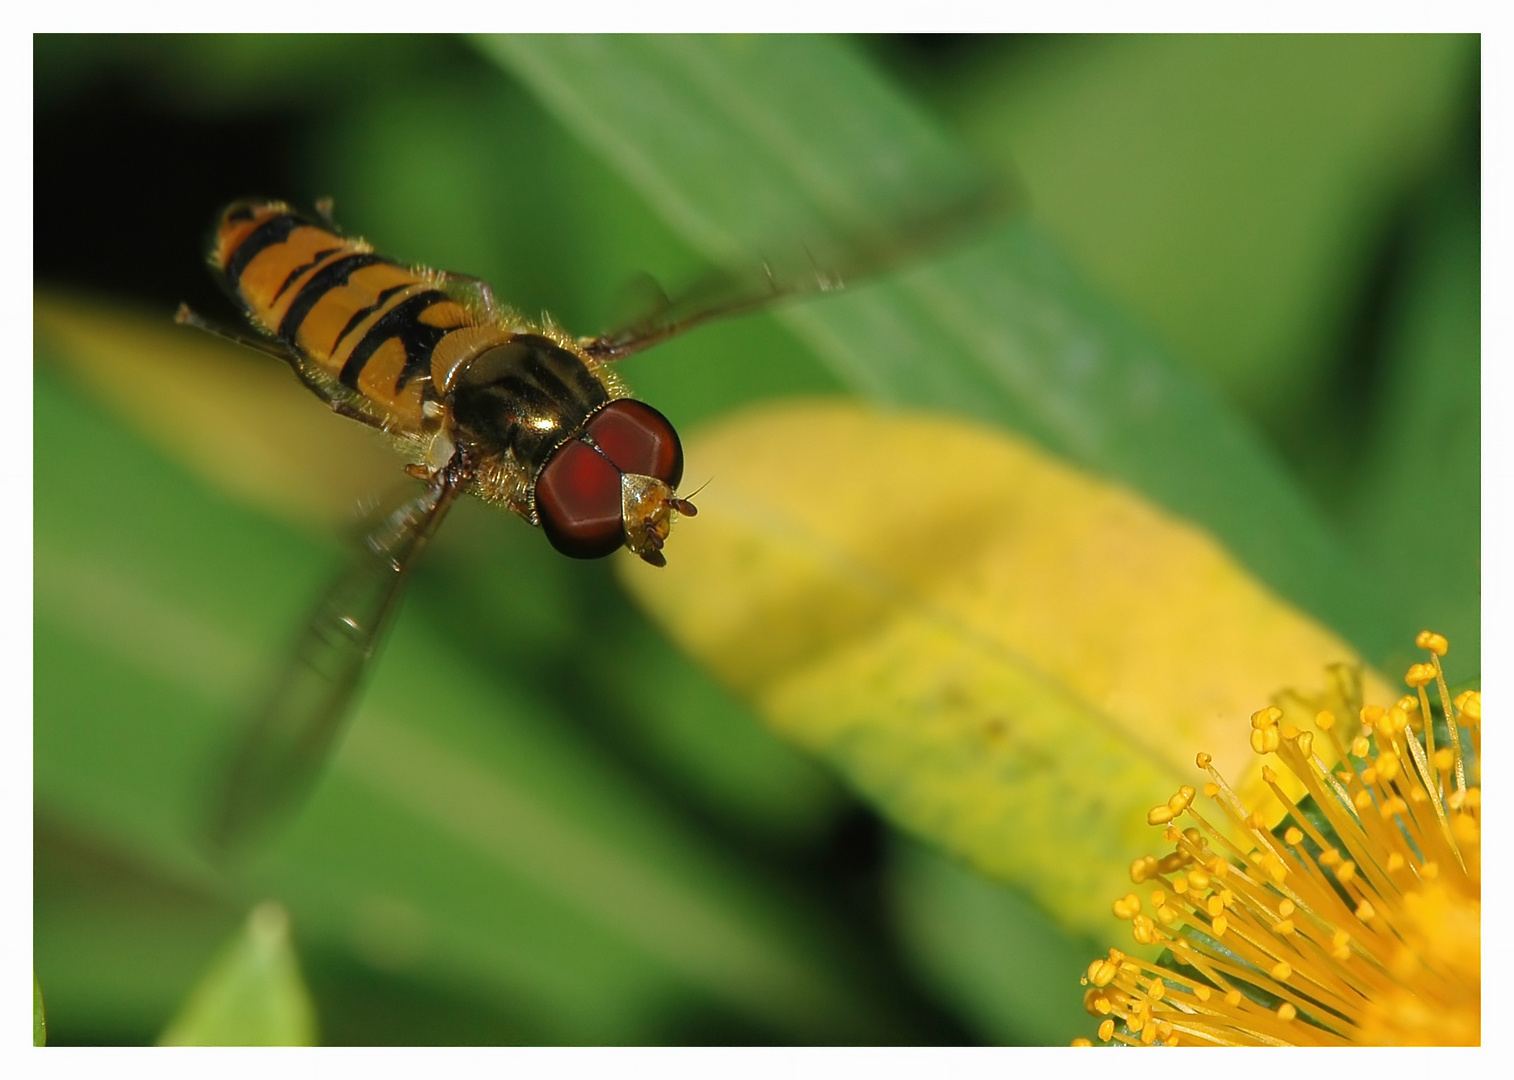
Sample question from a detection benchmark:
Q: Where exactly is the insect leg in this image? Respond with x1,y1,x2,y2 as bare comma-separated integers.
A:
436,272,500,321
313,196,339,229
175,303,296,364
177,303,393,434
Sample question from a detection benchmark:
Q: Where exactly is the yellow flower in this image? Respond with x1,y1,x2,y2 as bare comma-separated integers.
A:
1074,631,1480,1046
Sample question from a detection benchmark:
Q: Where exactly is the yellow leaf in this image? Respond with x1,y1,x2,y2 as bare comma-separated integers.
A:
619,400,1391,937
35,292,399,532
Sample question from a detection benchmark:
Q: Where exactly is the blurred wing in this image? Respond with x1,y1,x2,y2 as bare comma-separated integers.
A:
582,180,1016,362
210,465,467,856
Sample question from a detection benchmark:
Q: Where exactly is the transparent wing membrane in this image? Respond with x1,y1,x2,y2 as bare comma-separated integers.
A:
209,462,467,856
582,180,1016,362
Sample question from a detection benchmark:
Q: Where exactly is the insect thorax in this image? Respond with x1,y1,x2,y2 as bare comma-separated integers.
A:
446,334,620,515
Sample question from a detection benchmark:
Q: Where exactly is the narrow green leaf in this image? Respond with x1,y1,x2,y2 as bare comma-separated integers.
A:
932,35,1474,426
158,903,317,1046
888,841,1095,1046
482,33,1395,667
34,973,46,1047
1343,174,1481,670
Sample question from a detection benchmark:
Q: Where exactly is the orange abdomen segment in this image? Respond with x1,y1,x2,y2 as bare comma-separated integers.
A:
211,201,508,431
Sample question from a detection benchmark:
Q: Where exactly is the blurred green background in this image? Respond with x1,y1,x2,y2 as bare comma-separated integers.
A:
33,34,1479,1045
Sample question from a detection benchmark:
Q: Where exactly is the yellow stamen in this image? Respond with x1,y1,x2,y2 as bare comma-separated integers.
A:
1079,635,1480,1047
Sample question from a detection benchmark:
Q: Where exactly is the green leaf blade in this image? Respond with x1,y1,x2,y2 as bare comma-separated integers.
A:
485,33,1396,664
158,903,317,1046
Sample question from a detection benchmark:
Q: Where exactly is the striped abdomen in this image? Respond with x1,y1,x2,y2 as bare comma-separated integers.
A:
210,200,510,432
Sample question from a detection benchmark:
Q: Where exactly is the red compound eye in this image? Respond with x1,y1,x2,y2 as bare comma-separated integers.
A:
587,399,683,487
535,439,624,559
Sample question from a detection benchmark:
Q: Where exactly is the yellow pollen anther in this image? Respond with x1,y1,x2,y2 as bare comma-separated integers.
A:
1361,705,1385,725
1278,1002,1297,1022
1261,765,1277,784
1351,737,1371,758
1415,630,1449,656
1275,918,1295,936
1296,731,1314,755
1224,990,1242,1008
1149,978,1165,1002
1337,862,1357,884
1376,752,1401,782
1354,789,1374,810
1147,805,1175,826
1195,751,1212,768
1251,726,1281,754
1149,890,1166,908
1405,663,1435,688
1193,985,1211,1002
1113,894,1141,919
1070,1038,1092,1047
1453,815,1479,844
1316,710,1335,730
1434,748,1454,770
1455,691,1480,721
1387,853,1405,872
1203,781,1220,798
1212,915,1228,936
1271,961,1292,981
1098,1019,1114,1042
1284,827,1303,845
1356,900,1375,921
1278,899,1296,917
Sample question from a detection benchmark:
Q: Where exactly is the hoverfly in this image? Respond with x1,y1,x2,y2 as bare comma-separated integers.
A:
183,191,1001,853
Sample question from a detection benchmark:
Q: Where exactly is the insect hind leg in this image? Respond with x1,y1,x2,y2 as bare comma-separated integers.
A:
175,303,295,364
175,303,393,434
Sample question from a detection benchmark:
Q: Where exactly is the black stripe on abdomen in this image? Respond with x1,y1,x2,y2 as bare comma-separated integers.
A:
276,252,388,345
339,290,452,390
272,247,343,302
330,282,411,355
224,213,305,287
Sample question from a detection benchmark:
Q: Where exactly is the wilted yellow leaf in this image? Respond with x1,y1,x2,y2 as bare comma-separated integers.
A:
620,400,1391,937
